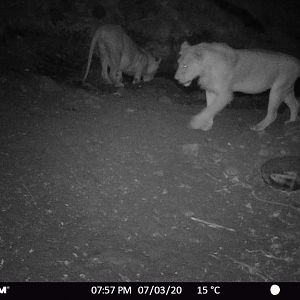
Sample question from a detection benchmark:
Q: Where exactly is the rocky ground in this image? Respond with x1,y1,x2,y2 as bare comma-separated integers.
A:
0,62,299,282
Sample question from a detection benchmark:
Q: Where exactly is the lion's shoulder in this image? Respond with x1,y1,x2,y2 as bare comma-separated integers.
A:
192,42,237,68
96,24,139,56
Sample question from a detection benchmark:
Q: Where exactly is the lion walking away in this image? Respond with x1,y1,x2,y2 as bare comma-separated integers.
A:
83,24,161,88
175,41,300,131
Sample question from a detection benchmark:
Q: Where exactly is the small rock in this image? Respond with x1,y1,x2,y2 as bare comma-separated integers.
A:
245,202,252,209
61,274,69,281
113,91,122,96
280,149,288,155
271,211,280,218
224,165,239,176
183,210,194,217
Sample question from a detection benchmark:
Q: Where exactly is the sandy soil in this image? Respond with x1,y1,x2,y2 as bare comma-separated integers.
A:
0,67,299,282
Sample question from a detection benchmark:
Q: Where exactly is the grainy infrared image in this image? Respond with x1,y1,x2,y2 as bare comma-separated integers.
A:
0,0,299,286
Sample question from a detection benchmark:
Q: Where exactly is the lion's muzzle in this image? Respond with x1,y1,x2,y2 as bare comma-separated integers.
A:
174,71,192,87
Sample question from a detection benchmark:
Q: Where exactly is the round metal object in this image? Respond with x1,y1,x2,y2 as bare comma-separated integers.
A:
261,156,300,191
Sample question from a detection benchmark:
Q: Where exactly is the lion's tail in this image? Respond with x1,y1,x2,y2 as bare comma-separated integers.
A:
82,30,100,83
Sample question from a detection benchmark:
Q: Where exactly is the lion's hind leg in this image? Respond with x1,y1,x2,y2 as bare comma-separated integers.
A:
251,87,283,131
283,91,299,124
101,60,112,84
98,42,112,84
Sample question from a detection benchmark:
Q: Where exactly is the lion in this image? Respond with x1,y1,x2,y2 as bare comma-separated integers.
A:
82,24,161,88
175,41,300,131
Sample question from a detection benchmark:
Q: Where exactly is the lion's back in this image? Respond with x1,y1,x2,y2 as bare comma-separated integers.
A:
232,49,300,91
201,44,300,91
96,24,140,66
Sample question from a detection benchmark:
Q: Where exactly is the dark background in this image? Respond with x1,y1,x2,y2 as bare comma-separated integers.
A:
1,0,300,79
1,0,300,283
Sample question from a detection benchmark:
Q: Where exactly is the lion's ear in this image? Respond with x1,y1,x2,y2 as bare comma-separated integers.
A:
180,41,190,52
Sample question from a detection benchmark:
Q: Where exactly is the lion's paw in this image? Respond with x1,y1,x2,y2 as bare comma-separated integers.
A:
284,116,299,124
250,124,266,132
189,116,213,131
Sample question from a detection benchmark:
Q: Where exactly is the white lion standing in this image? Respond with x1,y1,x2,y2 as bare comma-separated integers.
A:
175,41,300,131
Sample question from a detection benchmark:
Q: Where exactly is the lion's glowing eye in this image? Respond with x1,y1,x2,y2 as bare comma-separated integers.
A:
183,65,188,69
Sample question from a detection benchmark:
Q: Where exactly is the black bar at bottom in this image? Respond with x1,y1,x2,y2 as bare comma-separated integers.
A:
0,282,299,298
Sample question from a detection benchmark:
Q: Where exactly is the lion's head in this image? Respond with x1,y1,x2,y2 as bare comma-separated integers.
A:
143,53,161,82
174,41,203,87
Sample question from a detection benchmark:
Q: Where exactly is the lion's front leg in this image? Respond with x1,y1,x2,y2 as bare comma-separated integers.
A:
109,56,124,87
110,70,124,87
189,89,233,131
114,71,124,87
206,90,216,107
132,71,142,85
189,91,216,130
189,114,214,131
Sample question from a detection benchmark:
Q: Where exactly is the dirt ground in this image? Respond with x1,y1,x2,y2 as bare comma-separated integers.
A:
0,61,300,282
